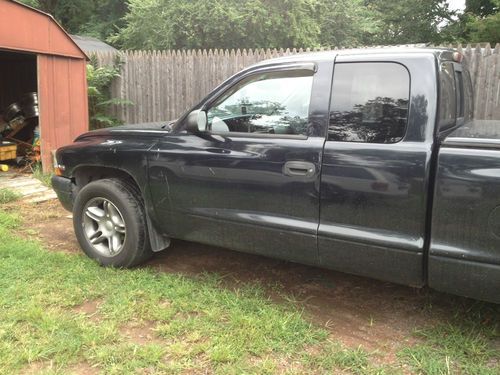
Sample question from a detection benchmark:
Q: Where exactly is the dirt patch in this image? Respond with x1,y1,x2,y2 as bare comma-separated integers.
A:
23,361,99,375
29,215,80,253
22,361,46,375
66,362,100,375
11,200,80,253
147,240,441,358
15,199,488,361
120,321,164,345
73,299,103,322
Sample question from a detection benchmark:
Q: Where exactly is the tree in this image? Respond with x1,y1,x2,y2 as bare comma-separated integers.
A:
79,0,129,40
317,0,380,47
442,0,500,44
467,12,500,44
363,0,455,45
465,0,498,17
110,0,324,50
20,0,495,50
464,0,500,44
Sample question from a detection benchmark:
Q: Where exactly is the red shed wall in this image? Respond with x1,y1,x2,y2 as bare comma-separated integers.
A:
0,0,84,58
38,55,89,170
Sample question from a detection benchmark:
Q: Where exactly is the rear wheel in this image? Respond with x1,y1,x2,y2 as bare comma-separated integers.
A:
73,178,152,267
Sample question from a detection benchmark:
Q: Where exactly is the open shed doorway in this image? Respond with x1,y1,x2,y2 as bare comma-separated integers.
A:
0,49,40,171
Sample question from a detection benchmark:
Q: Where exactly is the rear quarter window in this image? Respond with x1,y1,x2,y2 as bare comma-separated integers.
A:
463,70,474,122
439,62,457,129
455,70,465,118
439,62,474,130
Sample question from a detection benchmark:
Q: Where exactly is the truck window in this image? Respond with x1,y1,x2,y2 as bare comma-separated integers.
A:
439,62,457,129
206,70,314,135
328,62,410,143
455,70,465,118
463,70,474,122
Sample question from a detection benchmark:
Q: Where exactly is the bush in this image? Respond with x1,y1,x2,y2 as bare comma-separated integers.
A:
87,55,132,130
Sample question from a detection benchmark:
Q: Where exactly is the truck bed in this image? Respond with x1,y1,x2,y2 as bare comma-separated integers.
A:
430,120,500,303
443,120,500,148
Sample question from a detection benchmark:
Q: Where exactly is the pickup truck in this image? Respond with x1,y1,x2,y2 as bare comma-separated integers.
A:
52,48,500,304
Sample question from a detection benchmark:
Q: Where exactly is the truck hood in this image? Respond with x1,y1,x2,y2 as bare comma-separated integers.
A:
75,121,175,141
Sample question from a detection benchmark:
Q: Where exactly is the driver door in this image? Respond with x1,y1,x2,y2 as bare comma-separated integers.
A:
148,62,332,264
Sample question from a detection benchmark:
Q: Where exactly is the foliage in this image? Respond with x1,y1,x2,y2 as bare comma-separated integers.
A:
31,163,52,188
110,0,322,50
17,0,40,8
19,0,498,49
462,0,500,44
467,12,500,44
19,0,93,33
466,0,499,17
441,0,500,44
78,0,128,40
111,0,461,49
0,189,21,205
18,0,128,41
317,0,381,47
86,56,130,130
364,0,455,45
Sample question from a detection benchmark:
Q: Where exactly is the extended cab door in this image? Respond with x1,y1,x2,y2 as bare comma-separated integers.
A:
148,61,332,265
318,54,438,286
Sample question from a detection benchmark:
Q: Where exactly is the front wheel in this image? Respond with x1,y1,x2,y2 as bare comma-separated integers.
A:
72,178,152,267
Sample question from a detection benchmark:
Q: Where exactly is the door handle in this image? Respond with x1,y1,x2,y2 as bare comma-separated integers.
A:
283,161,316,177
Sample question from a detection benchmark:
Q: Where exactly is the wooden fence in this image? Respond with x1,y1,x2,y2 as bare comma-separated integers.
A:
94,44,500,124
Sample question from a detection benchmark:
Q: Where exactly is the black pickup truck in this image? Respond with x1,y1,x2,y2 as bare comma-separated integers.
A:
52,48,500,304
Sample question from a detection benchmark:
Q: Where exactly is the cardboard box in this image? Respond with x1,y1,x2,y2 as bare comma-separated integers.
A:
0,142,17,161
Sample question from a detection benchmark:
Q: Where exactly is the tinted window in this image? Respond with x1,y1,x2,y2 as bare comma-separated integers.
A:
439,62,457,128
463,70,474,122
455,70,465,118
329,63,410,143
206,70,313,135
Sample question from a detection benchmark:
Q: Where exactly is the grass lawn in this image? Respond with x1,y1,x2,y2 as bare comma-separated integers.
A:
0,207,498,374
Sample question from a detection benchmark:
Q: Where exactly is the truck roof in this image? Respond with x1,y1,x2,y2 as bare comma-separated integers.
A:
252,47,455,66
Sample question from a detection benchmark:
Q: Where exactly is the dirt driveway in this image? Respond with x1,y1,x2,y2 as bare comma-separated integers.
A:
17,199,495,364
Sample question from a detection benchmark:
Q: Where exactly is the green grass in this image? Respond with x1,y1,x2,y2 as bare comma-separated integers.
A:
0,188,21,204
400,307,500,375
0,209,376,374
0,207,498,374
31,162,53,188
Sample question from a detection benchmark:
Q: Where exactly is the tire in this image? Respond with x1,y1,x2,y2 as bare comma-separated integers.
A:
72,178,152,267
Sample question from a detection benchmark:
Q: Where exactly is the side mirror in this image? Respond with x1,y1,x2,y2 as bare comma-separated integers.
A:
185,110,207,133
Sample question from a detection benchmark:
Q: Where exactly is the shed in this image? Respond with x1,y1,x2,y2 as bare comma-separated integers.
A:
0,0,89,171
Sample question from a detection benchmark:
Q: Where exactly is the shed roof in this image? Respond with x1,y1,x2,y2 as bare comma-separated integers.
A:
71,35,118,54
0,0,88,59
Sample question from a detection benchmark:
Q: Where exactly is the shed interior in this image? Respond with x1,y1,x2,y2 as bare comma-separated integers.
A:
0,49,40,166
0,50,37,108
